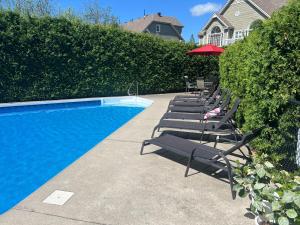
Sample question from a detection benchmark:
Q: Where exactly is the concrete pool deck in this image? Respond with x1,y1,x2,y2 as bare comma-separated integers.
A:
0,93,253,225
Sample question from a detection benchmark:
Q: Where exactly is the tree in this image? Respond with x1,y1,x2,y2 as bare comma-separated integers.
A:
189,34,196,44
1,0,52,16
34,0,52,17
83,0,118,25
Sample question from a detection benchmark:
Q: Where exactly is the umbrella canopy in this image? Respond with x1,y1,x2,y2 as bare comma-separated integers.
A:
187,44,224,56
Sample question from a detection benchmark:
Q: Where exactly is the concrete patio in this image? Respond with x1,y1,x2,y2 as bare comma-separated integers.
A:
0,93,253,225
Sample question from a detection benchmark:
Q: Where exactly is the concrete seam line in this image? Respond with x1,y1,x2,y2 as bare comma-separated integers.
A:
14,208,113,225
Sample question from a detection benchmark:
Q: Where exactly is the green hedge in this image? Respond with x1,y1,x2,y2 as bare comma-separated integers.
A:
0,10,218,103
220,0,300,169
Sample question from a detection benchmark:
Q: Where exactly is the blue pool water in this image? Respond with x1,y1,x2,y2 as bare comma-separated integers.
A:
0,101,144,214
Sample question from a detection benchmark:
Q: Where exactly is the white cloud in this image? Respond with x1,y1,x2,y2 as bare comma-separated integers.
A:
190,2,222,16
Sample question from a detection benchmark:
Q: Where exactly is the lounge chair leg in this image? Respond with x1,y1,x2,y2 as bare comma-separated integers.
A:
151,125,160,138
228,168,236,200
166,105,171,113
166,102,172,112
140,141,146,155
185,149,196,177
214,135,219,148
200,122,207,143
238,148,248,159
232,130,238,143
221,153,236,199
140,141,150,155
245,144,252,156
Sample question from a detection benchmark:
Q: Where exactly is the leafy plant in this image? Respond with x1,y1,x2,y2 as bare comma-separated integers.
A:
234,154,300,225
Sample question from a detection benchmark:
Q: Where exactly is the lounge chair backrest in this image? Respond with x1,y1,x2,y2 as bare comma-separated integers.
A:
224,127,264,156
241,127,264,145
214,98,240,129
219,93,231,111
211,86,221,99
206,86,220,103
211,89,228,108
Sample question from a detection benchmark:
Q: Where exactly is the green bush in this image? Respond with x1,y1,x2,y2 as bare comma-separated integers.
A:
234,154,300,225
219,0,300,169
0,10,219,103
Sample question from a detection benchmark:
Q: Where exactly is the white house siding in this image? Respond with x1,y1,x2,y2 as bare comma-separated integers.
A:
222,0,266,32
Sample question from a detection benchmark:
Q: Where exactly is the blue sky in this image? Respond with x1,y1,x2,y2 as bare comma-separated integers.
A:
57,0,227,41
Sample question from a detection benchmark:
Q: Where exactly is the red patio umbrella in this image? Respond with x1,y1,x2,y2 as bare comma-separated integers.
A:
187,44,224,56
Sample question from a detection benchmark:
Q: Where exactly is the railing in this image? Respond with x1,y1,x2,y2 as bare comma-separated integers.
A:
205,38,242,47
222,38,237,46
127,81,139,97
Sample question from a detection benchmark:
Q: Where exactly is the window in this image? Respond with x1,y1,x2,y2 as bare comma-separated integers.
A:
211,26,221,34
156,24,160,33
235,30,251,40
235,10,241,16
209,26,223,46
235,30,243,39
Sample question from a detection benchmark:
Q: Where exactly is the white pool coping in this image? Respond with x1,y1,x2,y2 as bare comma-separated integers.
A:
0,96,153,109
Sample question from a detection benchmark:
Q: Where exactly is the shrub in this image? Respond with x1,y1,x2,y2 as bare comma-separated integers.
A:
234,154,300,225
0,10,219,103
219,0,300,169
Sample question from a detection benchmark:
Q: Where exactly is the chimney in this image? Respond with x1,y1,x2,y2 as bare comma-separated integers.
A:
157,12,162,17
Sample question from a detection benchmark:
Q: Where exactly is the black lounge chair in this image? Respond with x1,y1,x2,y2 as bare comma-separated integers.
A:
162,96,239,122
174,86,220,101
167,91,231,114
141,127,264,199
169,87,223,107
172,86,221,104
152,98,240,139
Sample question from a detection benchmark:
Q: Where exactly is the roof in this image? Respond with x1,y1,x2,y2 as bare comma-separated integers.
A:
215,13,233,28
249,0,288,17
201,13,233,31
220,0,288,18
122,13,183,33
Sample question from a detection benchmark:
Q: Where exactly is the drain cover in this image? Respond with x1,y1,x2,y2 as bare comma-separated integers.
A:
43,190,74,206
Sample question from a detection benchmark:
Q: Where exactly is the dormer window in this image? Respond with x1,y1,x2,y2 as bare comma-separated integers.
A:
156,24,161,33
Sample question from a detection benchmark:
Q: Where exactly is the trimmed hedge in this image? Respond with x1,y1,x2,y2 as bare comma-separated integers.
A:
0,11,219,102
220,0,300,169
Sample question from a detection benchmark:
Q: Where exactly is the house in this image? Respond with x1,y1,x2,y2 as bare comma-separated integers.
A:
198,0,288,46
122,13,184,41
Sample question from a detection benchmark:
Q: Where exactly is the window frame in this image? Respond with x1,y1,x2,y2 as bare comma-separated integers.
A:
211,26,221,34
156,24,161,33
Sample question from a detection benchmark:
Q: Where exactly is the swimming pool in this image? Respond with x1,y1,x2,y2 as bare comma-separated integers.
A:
0,97,151,214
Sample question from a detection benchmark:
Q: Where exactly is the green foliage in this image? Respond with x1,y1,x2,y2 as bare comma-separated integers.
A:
249,19,263,30
219,0,300,169
0,10,219,103
234,154,300,225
